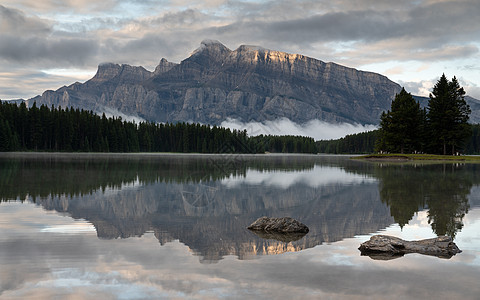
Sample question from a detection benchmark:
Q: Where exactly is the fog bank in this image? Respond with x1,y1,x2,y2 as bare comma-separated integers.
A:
221,118,377,140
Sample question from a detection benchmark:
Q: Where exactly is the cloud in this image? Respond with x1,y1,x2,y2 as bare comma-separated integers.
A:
220,118,377,140
0,5,51,34
0,0,118,14
399,79,436,98
100,106,145,123
206,1,480,55
0,5,98,67
385,66,405,76
146,8,210,28
400,76,480,100
458,77,480,100
1,1,480,101
6,0,480,67
0,68,99,100
0,35,98,66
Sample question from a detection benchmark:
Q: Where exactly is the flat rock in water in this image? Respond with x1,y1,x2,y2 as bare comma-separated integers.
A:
359,235,462,260
247,217,309,233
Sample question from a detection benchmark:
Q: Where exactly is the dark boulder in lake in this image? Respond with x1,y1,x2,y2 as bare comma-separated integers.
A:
359,235,462,260
247,217,309,234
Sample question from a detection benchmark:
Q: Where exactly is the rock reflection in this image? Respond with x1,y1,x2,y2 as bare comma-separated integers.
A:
247,230,308,243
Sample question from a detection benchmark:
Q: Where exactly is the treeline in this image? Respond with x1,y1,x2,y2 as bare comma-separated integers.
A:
316,130,378,154
464,124,480,154
377,77,470,155
317,125,480,155
319,75,478,155
0,101,317,154
250,135,317,154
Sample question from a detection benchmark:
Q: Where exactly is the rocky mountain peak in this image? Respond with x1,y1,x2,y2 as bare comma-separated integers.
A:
235,45,268,53
89,63,152,84
180,40,234,71
153,58,177,75
91,63,123,83
189,40,232,59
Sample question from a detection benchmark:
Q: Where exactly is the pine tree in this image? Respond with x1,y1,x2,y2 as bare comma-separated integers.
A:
0,119,10,151
376,88,423,153
427,74,471,155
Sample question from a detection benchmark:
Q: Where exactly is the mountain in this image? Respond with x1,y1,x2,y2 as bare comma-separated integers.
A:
414,95,480,123
23,40,480,125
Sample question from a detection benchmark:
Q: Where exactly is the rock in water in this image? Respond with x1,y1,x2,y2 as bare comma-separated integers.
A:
359,235,462,260
247,217,309,233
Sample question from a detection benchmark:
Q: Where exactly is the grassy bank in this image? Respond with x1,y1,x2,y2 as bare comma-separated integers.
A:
355,153,480,162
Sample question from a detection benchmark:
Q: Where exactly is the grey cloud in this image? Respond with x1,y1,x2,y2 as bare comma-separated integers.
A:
0,5,51,35
462,65,480,71
150,9,208,27
337,43,479,66
9,0,117,14
6,0,479,68
54,6,199,33
0,5,98,66
206,0,480,53
424,45,479,60
1,0,164,15
267,10,399,43
55,17,132,32
99,35,184,66
0,35,98,66
2,0,480,99
398,80,431,97
0,69,93,100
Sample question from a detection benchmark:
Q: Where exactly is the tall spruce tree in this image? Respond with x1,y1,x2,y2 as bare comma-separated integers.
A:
376,88,423,153
427,74,471,155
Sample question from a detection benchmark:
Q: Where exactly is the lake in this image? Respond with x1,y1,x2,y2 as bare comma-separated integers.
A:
1,153,479,299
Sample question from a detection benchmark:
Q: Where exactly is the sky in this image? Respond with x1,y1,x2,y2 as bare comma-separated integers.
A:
1,0,480,102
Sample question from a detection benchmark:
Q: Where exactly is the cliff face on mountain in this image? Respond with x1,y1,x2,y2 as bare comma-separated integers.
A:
28,40,404,125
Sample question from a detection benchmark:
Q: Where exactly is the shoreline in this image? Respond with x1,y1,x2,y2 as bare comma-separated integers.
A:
355,154,480,162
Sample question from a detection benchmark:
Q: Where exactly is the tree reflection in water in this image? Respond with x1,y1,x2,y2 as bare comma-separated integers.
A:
375,162,473,238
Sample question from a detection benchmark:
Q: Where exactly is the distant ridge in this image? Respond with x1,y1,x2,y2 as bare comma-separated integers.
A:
19,40,480,125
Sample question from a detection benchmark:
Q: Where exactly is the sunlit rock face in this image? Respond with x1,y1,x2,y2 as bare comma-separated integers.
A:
27,40,403,125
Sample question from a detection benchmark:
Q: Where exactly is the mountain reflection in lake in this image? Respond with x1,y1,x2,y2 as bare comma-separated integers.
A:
0,153,385,261
1,153,479,299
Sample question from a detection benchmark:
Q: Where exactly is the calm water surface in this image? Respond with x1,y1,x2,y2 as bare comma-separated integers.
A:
1,153,479,299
